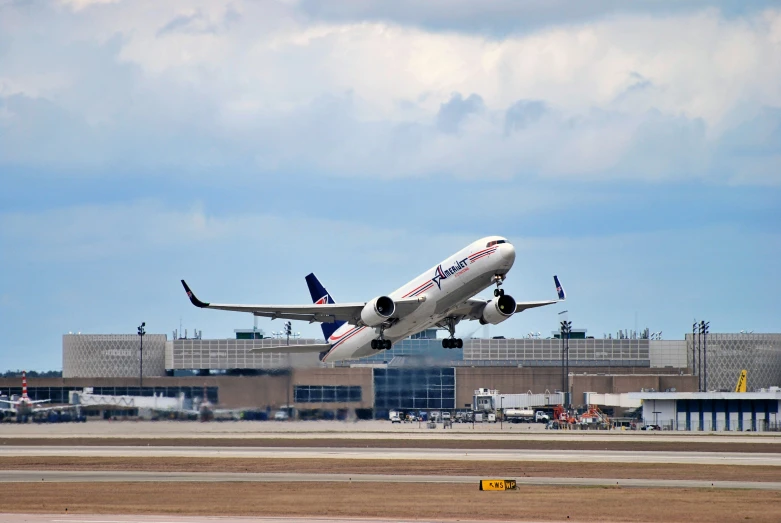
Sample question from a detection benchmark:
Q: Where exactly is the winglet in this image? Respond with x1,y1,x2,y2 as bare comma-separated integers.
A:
554,275,566,300
181,280,210,308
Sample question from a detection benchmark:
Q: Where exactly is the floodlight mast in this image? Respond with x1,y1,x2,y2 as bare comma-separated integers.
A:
560,320,572,407
137,322,146,389
692,321,698,391
700,321,710,391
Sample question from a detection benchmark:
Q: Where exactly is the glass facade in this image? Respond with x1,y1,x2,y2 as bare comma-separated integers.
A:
355,337,463,365
294,385,362,403
373,368,455,411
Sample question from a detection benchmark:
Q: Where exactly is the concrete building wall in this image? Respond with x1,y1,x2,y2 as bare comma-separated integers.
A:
570,374,697,402
686,333,781,391
63,334,166,378
169,338,324,370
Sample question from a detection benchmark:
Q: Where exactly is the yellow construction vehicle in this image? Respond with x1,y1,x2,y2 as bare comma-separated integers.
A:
735,370,747,393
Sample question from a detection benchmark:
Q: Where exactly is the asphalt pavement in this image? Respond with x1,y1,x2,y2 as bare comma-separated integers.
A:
2,445,780,466
3,470,781,490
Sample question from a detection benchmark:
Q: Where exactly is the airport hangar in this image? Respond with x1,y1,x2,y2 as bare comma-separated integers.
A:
2,329,780,420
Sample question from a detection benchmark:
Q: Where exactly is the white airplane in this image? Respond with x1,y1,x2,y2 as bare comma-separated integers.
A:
0,371,63,416
181,236,565,363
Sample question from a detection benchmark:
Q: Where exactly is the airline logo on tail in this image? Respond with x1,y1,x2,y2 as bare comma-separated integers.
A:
554,275,566,300
315,295,329,305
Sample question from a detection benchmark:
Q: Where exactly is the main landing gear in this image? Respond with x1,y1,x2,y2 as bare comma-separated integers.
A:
493,274,506,297
442,338,462,349
371,339,391,350
441,317,463,349
371,325,392,350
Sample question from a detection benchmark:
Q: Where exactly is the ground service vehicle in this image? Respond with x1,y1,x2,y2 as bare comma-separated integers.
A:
535,411,550,423
504,408,535,422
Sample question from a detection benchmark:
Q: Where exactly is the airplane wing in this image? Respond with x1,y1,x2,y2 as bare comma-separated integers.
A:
182,280,425,324
248,343,332,354
450,275,566,320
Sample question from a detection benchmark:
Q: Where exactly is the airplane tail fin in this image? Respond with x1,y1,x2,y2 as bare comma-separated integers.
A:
21,370,29,400
305,273,345,341
554,275,566,300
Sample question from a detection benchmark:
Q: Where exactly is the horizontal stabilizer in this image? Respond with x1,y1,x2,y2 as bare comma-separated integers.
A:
249,344,332,354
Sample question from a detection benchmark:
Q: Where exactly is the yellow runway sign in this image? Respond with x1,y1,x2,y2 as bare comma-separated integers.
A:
479,479,517,491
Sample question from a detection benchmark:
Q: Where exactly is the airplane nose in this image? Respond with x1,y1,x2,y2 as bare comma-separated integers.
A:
501,243,516,264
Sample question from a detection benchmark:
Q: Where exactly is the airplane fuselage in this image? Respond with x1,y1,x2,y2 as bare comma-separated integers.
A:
321,236,516,362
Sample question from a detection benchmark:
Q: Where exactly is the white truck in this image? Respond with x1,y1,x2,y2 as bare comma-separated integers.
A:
534,410,550,423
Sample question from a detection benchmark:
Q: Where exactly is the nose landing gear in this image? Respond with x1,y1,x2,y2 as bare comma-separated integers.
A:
493,274,506,297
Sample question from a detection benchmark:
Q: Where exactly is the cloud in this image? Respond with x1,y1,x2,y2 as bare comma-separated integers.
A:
59,0,120,12
504,100,547,135
297,0,779,37
0,2,779,184
436,93,485,134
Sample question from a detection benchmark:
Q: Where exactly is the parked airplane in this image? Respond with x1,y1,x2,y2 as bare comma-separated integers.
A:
181,236,565,363
0,371,62,417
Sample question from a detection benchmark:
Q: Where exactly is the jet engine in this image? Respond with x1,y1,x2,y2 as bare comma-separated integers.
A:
479,294,517,325
360,296,396,326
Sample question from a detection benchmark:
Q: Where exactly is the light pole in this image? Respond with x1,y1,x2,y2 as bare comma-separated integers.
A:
284,321,292,419
692,321,698,390
700,321,710,392
560,320,572,407
137,322,146,389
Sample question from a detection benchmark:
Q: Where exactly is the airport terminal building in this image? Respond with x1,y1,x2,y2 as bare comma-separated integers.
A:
2,329,777,421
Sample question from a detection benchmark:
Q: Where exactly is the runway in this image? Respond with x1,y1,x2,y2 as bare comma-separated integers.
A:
3,445,780,466
3,470,781,490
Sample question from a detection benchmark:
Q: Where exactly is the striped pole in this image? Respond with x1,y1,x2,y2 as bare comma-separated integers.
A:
21,370,28,400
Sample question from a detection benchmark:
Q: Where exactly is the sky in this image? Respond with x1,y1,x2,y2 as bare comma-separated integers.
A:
1,0,780,371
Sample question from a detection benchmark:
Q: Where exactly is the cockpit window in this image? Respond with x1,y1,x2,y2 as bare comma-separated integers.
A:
486,240,507,247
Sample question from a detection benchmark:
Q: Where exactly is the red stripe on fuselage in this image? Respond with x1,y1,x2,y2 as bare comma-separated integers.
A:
403,280,434,298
